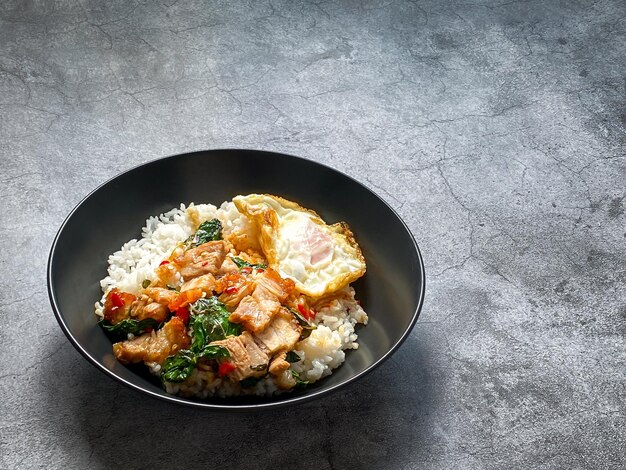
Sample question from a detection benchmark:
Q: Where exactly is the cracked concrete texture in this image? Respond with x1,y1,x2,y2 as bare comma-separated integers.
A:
1,0,625,468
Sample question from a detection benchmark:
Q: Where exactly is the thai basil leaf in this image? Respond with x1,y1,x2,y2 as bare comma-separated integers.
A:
299,329,313,341
291,370,309,388
285,351,301,363
189,297,242,341
161,350,197,383
288,307,316,341
188,314,207,353
288,307,312,328
98,318,158,338
230,256,267,270
190,296,228,316
161,342,229,384
187,218,222,248
196,345,230,361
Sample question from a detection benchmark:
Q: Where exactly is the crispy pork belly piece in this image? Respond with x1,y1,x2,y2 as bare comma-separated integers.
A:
173,240,228,280
113,317,190,365
254,269,295,303
154,262,180,287
268,351,290,376
274,369,297,390
241,333,269,374
216,256,239,276
229,295,280,333
254,308,302,355
130,295,169,323
144,287,178,305
210,332,268,380
226,269,294,332
180,273,217,294
217,272,256,309
102,289,136,324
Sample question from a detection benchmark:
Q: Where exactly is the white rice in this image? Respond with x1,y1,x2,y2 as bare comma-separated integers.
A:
95,200,368,397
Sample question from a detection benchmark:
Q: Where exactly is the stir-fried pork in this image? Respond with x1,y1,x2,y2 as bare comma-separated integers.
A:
229,295,280,333
217,272,256,308
129,295,169,323
254,269,295,303
102,289,136,324
113,317,190,364
144,287,178,305
173,240,229,279
180,273,217,294
216,256,239,276
210,332,269,380
254,308,302,355
268,351,290,375
154,262,180,287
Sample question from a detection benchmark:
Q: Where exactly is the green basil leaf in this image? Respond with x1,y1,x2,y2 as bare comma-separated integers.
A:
230,256,267,270
291,369,309,388
189,297,241,341
287,308,316,341
288,307,311,327
197,345,230,361
285,351,301,363
161,350,197,383
187,218,222,248
98,318,158,338
188,314,207,353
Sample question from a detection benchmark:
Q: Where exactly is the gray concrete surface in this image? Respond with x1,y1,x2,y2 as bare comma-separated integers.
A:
1,0,625,468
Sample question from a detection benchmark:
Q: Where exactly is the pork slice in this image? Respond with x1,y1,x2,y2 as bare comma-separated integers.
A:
229,295,280,333
254,269,295,303
210,332,268,380
180,273,217,294
173,240,228,280
113,316,190,365
217,272,256,309
130,295,169,323
102,289,136,324
240,332,269,374
268,351,290,375
144,287,178,305
216,256,239,276
254,308,302,355
154,262,181,287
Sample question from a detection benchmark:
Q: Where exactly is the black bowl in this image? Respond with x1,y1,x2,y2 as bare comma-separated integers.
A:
48,149,425,410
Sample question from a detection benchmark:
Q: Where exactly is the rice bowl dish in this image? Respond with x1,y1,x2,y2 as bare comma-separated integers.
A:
95,195,368,398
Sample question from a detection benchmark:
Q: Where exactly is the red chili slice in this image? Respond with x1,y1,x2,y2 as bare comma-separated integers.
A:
241,267,252,274
159,260,170,266
109,291,125,308
297,303,315,321
175,306,190,324
224,286,238,294
218,361,236,377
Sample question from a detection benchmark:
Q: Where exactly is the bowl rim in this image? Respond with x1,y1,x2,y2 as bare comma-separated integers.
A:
47,148,426,410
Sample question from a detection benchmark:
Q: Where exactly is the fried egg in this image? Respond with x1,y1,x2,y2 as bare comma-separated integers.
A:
233,194,366,298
